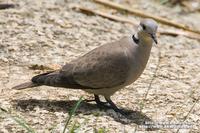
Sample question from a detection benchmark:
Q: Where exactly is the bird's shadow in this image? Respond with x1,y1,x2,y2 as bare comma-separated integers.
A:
12,99,158,131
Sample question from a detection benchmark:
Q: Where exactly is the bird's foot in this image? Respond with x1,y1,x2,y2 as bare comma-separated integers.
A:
93,95,132,116
105,97,131,116
96,101,111,109
94,95,113,109
84,96,111,109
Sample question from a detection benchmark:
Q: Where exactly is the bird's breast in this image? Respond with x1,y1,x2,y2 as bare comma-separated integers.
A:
124,46,151,85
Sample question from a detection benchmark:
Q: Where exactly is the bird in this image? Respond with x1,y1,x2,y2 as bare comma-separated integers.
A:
13,19,158,115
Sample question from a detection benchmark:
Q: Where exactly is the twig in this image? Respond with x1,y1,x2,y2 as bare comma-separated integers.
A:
176,92,199,133
175,104,195,133
159,29,200,40
0,4,15,10
74,6,200,40
73,5,136,25
0,107,7,112
139,51,161,112
144,51,161,101
93,0,200,35
135,51,161,132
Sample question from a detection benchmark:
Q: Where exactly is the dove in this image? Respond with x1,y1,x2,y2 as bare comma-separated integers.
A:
13,19,158,115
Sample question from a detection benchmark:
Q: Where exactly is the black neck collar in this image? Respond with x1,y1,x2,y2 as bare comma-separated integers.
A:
132,34,139,44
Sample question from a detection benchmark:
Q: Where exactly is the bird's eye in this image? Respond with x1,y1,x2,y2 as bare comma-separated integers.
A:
142,25,146,30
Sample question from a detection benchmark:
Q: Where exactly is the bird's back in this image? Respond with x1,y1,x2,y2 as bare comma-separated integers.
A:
61,36,132,89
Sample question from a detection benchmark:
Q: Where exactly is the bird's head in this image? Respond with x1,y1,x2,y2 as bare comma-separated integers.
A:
138,19,158,44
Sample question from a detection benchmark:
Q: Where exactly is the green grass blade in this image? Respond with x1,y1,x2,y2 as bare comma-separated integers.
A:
95,128,107,133
0,107,36,133
69,121,80,133
10,115,36,133
62,96,83,133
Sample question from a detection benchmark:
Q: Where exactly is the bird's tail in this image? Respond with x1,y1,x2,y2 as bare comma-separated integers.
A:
12,70,86,90
12,71,56,90
31,71,61,87
12,82,40,90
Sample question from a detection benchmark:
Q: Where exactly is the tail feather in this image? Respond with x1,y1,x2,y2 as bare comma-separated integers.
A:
31,70,92,89
12,82,39,90
12,70,93,90
12,71,55,90
31,71,60,86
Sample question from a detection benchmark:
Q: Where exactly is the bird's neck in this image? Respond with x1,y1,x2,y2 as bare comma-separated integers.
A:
132,34,139,44
132,31,153,49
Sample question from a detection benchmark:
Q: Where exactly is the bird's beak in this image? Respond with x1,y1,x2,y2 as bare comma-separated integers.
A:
151,34,157,44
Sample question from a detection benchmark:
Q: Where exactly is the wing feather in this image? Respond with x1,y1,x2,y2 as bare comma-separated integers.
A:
61,39,130,89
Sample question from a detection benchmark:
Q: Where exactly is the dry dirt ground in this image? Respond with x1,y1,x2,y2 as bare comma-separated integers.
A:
0,0,200,132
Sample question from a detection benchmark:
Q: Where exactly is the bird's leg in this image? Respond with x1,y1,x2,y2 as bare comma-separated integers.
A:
105,97,128,115
95,95,107,105
94,95,111,109
84,95,107,105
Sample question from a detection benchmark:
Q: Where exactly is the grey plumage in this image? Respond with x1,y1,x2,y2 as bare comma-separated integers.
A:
13,19,158,115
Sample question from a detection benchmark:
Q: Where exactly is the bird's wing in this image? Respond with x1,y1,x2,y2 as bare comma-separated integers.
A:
60,38,131,89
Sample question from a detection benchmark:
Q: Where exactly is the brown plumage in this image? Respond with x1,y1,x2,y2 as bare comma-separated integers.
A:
13,19,158,115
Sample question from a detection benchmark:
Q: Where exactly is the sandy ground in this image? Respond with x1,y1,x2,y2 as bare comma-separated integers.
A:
0,0,200,132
